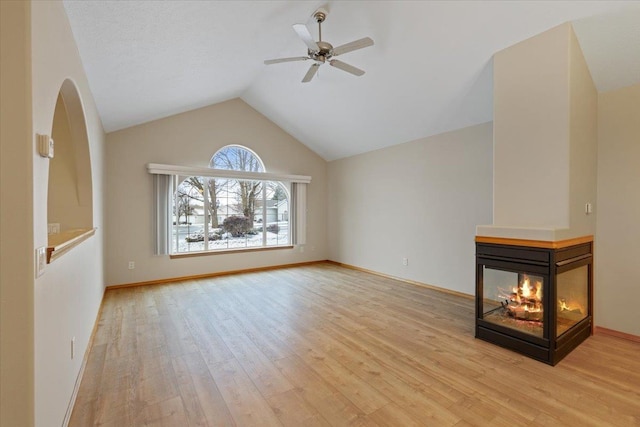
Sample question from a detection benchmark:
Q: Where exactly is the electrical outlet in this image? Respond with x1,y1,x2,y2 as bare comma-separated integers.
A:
128,261,135,270
71,337,75,359
402,257,409,266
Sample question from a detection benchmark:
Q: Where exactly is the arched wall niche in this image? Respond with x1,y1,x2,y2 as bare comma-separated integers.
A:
46,79,94,261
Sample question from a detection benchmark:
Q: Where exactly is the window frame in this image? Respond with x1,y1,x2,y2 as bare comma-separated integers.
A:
170,175,291,255
148,162,310,257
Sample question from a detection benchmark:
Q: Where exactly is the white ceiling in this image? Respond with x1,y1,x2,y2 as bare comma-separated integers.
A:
63,1,640,161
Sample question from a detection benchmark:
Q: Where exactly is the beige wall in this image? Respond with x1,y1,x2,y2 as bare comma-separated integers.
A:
327,122,493,295
565,27,598,240
595,83,640,336
492,24,571,231
48,94,93,230
105,98,327,285
50,96,77,227
31,1,106,426
1,2,35,426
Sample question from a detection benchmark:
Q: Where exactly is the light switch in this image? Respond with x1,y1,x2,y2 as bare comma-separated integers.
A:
585,203,593,215
36,246,46,277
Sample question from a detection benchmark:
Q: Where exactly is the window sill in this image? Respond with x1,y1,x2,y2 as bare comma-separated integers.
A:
170,245,294,259
47,228,96,264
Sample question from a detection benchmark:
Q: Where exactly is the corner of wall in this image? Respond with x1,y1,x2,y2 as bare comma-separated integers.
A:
567,24,598,238
1,2,35,427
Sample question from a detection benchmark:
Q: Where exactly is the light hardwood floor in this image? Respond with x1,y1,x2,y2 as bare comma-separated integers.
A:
70,263,640,426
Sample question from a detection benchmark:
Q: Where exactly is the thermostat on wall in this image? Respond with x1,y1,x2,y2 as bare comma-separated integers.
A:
37,134,54,158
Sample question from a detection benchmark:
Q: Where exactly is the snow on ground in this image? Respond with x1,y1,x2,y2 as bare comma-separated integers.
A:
174,230,289,253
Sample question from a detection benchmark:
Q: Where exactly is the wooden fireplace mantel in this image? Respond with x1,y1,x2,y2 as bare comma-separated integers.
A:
475,235,593,250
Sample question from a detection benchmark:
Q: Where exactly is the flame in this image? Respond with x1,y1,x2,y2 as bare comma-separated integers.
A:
497,274,547,321
521,277,531,298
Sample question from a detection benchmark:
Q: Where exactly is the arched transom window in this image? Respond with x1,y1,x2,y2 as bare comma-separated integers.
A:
210,144,265,172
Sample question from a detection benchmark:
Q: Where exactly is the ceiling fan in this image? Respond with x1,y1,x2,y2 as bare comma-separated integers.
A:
264,9,374,83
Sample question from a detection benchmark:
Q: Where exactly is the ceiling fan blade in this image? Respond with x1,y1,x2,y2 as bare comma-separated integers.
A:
302,63,320,83
332,37,374,56
329,59,365,76
293,24,319,52
264,56,309,65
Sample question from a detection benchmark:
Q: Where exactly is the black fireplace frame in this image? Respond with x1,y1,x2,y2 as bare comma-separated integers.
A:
475,238,593,365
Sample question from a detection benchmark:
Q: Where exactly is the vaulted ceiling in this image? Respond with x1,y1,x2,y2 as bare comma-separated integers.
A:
63,1,640,160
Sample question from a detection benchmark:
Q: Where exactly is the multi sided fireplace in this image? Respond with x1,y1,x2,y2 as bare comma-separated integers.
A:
475,237,593,365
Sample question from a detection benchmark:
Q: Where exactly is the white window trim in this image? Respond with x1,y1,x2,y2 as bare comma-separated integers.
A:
149,163,309,256
147,163,311,184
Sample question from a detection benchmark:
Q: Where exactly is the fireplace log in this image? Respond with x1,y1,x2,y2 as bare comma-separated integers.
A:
506,305,543,321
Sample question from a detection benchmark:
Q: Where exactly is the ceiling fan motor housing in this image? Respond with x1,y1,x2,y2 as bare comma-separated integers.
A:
311,41,334,62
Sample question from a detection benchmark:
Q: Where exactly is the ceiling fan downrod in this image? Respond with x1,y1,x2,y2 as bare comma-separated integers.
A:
314,10,326,42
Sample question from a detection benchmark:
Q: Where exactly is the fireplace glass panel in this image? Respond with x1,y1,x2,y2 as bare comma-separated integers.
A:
482,266,544,338
556,265,588,337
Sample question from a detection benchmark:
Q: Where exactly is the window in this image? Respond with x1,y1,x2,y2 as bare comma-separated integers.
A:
171,146,291,254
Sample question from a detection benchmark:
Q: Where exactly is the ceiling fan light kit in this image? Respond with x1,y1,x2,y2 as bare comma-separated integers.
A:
264,9,374,83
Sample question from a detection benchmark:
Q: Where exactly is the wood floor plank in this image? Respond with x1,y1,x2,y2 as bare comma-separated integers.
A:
183,307,235,366
365,402,424,427
206,358,283,427
255,310,391,415
303,325,462,425
266,389,331,427
273,355,366,426
158,313,199,358
70,263,640,427
135,351,179,408
213,318,294,399
138,395,190,427
172,351,236,427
